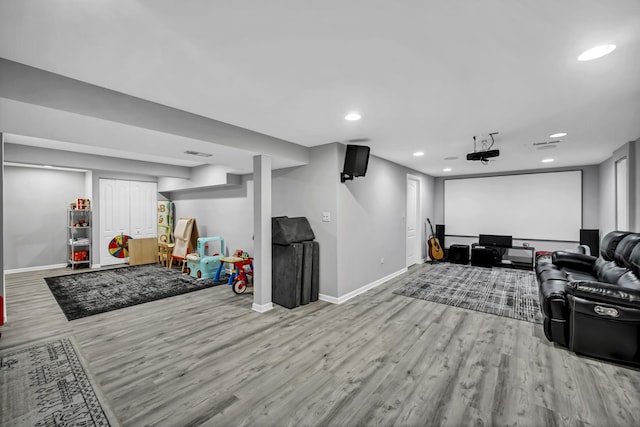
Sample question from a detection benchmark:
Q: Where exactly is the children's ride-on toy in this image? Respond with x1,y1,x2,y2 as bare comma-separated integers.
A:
185,236,224,279
231,256,253,294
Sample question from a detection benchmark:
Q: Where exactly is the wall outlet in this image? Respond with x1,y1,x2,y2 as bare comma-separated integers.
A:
380,257,385,264
322,211,331,222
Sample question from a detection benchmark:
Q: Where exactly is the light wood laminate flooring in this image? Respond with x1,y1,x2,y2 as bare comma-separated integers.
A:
1,264,639,426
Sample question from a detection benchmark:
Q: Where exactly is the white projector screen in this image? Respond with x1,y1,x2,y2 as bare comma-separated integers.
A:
444,171,582,241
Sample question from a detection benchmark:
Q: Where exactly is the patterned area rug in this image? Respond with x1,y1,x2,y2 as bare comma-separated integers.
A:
45,264,222,320
0,337,119,426
393,263,542,324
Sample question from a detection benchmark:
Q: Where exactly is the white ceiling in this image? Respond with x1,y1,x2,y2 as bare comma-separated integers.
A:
1,0,639,177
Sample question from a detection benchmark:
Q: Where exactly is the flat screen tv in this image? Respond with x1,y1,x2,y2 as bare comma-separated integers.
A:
478,234,512,248
340,145,370,183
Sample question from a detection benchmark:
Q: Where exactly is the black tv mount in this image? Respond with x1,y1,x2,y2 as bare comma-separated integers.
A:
340,172,355,183
467,132,500,164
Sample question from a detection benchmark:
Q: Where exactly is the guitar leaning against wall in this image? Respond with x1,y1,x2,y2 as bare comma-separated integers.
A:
426,218,444,261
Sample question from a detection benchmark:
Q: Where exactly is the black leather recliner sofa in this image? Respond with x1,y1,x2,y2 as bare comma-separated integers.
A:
536,231,640,365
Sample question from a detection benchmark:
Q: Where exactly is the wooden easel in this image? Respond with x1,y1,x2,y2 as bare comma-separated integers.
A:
171,218,199,270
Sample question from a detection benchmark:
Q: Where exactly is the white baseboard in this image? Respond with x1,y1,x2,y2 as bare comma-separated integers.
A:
4,263,67,275
318,293,341,304
319,267,408,305
252,302,274,313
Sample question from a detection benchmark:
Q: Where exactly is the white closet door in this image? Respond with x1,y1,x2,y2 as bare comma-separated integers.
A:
130,181,157,238
99,179,131,265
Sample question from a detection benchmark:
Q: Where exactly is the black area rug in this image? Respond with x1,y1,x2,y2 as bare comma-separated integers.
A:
45,264,221,320
0,337,119,426
393,263,542,324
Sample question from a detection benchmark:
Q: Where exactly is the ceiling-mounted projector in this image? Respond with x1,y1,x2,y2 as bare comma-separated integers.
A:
466,149,500,161
467,132,500,164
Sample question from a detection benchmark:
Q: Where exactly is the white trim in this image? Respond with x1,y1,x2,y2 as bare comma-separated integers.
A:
319,267,407,304
318,293,341,304
252,302,274,313
4,263,67,275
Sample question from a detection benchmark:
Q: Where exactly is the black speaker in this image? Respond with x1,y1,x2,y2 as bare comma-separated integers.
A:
435,224,445,249
341,145,370,182
448,244,469,265
580,229,600,256
471,247,496,268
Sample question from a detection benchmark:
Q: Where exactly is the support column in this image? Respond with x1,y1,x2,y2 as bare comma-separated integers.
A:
252,155,273,313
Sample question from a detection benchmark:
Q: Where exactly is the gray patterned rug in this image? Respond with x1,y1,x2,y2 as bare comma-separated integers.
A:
0,337,119,426
45,264,222,321
393,263,542,324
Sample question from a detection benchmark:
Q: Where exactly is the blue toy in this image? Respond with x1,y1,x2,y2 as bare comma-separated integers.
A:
184,236,224,280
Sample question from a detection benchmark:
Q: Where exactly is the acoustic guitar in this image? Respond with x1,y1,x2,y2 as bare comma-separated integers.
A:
427,218,444,261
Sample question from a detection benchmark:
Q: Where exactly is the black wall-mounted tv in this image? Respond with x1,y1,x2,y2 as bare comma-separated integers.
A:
478,234,513,248
340,144,370,183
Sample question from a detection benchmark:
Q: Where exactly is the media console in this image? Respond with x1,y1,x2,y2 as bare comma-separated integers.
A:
471,234,535,270
476,245,536,270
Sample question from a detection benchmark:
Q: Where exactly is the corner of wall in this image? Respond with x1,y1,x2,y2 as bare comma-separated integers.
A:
1,132,5,322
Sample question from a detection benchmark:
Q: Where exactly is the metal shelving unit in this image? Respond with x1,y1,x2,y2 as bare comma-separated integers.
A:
67,209,92,269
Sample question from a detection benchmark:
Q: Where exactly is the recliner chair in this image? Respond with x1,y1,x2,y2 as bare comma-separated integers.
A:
536,231,640,366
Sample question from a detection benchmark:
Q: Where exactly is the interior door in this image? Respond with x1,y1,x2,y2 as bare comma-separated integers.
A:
99,179,131,266
406,176,420,266
130,181,157,238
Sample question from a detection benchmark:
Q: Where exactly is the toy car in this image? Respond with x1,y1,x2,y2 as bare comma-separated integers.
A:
184,236,224,280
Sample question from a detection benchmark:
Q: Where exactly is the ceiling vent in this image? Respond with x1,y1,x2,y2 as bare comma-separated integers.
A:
184,150,213,157
533,140,561,150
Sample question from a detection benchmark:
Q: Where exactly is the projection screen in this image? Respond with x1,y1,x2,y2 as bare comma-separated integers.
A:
444,171,582,241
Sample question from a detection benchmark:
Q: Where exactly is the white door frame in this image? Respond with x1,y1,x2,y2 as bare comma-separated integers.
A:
406,174,422,267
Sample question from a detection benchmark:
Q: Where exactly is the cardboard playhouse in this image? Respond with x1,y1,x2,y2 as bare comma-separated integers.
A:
172,218,199,266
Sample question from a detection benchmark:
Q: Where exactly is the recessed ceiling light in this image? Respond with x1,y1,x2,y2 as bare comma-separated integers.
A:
549,132,567,138
578,44,616,61
413,151,424,157
345,112,361,121
542,158,555,163
443,168,452,172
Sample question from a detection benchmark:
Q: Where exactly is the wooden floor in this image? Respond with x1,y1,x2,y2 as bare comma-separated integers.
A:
2,263,640,427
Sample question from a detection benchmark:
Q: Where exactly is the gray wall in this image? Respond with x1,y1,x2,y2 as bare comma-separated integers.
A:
3,166,86,270
272,144,340,297
433,165,601,252
272,143,435,299
168,176,255,257
636,138,640,231
159,142,439,300
1,134,4,318
337,146,435,296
